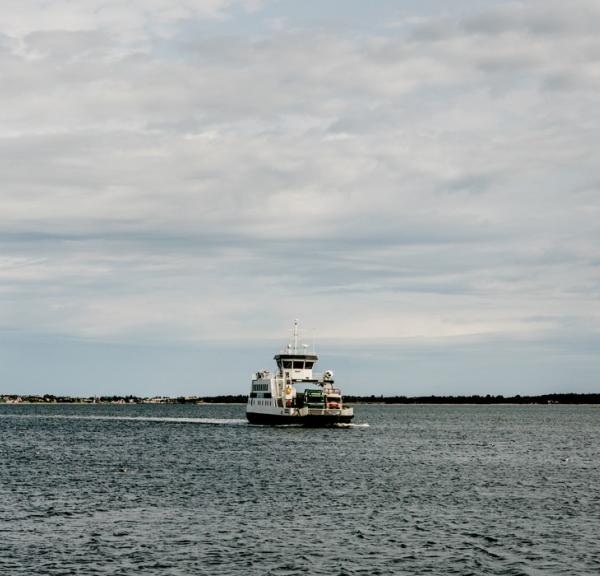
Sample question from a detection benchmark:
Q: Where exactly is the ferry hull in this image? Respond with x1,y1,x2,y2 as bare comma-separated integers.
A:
246,411,353,427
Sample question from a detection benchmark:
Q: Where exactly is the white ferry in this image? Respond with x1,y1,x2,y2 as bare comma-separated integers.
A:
246,321,354,426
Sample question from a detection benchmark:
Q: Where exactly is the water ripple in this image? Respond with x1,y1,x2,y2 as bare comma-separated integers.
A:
1,404,599,575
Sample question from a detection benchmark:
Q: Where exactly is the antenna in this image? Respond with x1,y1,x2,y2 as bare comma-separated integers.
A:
293,319,299,354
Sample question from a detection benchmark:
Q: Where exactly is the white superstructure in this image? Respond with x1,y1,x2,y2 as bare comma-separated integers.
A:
246,321,354,426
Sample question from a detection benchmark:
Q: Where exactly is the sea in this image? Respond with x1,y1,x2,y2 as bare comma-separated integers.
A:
1,403,598,575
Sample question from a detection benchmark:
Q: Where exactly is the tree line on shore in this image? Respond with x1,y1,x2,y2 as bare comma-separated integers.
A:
342,393,600,404
1,392,599,404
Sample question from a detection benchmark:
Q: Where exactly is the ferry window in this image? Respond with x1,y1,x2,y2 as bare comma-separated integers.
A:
264,392,272,399
250,392,257,398
293,361,304,369
305,362,314,369
283,361,292,369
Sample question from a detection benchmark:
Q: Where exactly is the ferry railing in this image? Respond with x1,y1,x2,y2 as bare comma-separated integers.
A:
311,372,335,382
306,407,353,416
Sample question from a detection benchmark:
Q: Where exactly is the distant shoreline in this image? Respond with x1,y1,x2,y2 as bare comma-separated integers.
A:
1,393,599,405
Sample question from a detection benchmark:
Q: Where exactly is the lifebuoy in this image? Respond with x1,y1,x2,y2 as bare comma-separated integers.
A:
285,386,292,395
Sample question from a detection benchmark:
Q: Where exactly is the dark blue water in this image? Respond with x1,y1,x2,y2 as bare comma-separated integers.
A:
1,404,599,575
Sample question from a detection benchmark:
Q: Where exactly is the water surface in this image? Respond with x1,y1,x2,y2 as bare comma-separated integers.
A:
1,404,598,575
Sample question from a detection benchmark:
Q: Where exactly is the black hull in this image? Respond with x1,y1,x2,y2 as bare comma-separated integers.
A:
246,411,353,427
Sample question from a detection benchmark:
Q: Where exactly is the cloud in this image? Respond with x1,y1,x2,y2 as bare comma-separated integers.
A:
1,1,266,41
462,0,600,38
1,0,599,360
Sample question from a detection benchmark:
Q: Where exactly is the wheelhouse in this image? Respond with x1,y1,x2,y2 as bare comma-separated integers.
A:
274,353,318,382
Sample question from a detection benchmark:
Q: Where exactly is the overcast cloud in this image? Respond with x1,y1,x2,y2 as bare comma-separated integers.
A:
1,0,599,395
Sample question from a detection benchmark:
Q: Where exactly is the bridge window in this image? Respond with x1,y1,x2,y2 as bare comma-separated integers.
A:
252,383,270,392
293,361,304,369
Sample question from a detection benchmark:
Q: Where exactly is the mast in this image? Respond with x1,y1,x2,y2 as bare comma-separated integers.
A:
293,319,299,354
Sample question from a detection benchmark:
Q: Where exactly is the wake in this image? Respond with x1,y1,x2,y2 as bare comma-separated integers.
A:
0,414,248,426
334,422,370,428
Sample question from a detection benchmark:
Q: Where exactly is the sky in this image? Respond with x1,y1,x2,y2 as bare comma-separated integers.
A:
1,0,599,397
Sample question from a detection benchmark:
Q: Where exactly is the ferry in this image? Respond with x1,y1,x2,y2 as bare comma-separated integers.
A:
246,321,354,426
